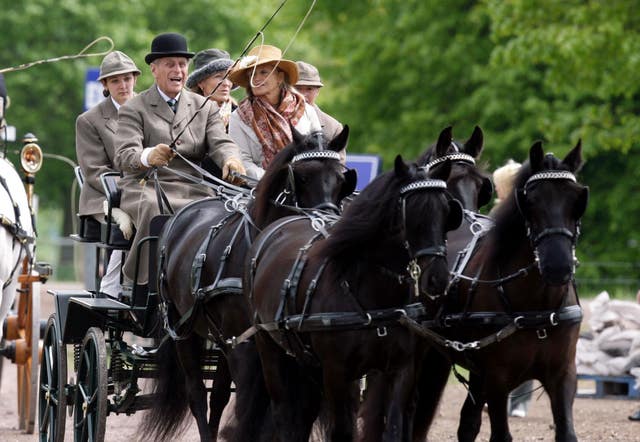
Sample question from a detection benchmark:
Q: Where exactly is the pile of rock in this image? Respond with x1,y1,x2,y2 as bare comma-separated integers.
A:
576,291,640,385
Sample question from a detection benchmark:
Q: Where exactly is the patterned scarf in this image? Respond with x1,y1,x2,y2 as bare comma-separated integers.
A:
237,88,306,168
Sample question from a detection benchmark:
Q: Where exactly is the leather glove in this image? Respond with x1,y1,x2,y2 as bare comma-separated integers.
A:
147,143,175,167
222,157,247,185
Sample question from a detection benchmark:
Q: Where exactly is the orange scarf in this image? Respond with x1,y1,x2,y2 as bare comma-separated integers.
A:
237,88,306,168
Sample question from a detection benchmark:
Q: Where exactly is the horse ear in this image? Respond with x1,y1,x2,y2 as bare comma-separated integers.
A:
574,186,589,219
447,199,463,232
291,125,305,146
428,159,452,182
477,177,493,209
394,155,409,178
436,126,453,157
328,124,349,152
529,141,544,172
562,139,584,173
340,168,358,201
463,125,484,158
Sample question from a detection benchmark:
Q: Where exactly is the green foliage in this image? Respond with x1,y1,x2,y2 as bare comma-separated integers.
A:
1,0,638,287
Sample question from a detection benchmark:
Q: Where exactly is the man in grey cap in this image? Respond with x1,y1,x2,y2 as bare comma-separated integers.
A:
75,50,141,295
114,33,246,286
295,61,346,162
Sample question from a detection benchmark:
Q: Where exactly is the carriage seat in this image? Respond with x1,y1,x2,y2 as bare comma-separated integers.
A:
99,172,134,249
72,166,101,242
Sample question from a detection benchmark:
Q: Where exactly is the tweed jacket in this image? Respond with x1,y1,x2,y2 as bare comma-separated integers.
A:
75,98,119,216
114,85,241,283
228,102,321,180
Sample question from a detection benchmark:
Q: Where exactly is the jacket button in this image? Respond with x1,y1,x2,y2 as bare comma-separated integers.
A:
176,140,182,145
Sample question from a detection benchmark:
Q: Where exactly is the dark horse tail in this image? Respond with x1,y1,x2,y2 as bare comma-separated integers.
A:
139,337,191,441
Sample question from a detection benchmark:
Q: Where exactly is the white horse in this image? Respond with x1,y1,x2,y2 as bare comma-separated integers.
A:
0,155,35,341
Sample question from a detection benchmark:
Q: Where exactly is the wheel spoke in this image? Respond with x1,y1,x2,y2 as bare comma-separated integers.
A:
38,404,50,432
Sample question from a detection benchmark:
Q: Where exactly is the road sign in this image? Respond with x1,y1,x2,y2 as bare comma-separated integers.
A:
84,68,102,111
345,153,382,191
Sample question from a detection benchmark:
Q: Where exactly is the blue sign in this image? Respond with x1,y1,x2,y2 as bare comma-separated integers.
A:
345,153,382,191
84,67,102,111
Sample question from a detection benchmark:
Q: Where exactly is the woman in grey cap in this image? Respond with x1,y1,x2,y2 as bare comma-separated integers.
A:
75,50,140,296
187,48,236,130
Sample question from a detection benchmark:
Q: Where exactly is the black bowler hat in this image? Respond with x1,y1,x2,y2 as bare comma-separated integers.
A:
145,33,195,64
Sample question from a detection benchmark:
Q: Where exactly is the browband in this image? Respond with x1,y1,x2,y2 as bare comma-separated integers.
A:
525,171,576,188
400,179,447,194
425,153,476,169
291,150,341,163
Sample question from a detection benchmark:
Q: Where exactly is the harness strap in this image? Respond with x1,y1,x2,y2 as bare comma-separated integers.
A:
247,303,426,339
402,305,583,352
400,314,519,352
438,304,583,329
450,210,493,282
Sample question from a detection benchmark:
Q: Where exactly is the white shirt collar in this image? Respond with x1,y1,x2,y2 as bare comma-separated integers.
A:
157,86,181,103
110,96,121,110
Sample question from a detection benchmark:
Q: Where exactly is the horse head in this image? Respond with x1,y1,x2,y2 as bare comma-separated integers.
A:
251,125,356,224
394,155,463,298
514,140,589,285
418,125,492,211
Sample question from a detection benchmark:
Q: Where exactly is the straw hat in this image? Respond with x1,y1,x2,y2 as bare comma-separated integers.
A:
186,48,234,89
98,51,141,81
228,45,298,89
295,61,324,87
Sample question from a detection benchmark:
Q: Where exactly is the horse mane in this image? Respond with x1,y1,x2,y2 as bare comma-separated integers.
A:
313,170,404,264
488,153,568,262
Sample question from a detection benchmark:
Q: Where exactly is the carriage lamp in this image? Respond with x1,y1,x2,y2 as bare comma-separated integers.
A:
20,133,43,206
20,133,43,174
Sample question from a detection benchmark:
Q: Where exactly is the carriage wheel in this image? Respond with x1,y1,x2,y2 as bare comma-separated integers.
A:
16,267,42,434
38,314,67,442
73,327,107,442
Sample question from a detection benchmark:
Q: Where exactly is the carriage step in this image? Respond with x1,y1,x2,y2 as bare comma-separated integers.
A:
576,374,640,399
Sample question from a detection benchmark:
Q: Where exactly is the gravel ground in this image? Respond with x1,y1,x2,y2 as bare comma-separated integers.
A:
0,282,638,441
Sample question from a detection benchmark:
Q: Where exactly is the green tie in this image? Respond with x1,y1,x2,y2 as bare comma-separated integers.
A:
167,99,177,113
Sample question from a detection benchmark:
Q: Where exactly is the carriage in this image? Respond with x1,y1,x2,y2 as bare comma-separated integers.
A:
0,133,51,435
38,168,228,442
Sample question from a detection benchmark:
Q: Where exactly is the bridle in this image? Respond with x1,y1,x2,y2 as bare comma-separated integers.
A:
399,178,449,298
275,149,342,213
517,170,581,274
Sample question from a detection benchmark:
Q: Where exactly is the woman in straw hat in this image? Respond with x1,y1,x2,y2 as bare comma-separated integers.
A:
75,50,140,296
228,44,322,180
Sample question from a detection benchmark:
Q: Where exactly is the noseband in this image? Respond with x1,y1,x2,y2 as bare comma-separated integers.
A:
275,150,342,209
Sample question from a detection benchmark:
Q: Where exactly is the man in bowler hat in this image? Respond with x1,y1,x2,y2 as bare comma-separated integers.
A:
114,32,246,285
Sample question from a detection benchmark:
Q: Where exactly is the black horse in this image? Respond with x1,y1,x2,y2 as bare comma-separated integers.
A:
359,125,492,441
245,156,462,441
142,127,356,442
413,141,588,442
